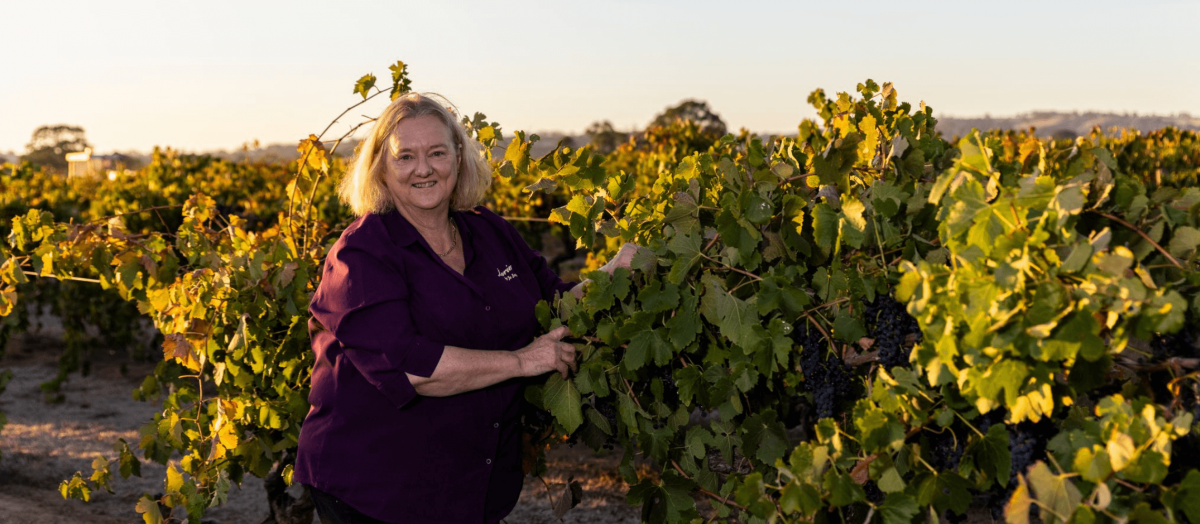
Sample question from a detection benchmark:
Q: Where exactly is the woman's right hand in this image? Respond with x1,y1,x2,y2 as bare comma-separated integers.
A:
514,326,576,378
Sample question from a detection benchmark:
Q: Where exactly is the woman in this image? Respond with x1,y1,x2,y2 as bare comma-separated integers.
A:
294,92,634,524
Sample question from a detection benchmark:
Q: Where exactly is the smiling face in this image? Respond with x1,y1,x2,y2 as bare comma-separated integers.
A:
382,114,459,216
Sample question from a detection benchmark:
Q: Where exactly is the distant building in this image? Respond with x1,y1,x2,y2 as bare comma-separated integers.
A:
65,148,127,178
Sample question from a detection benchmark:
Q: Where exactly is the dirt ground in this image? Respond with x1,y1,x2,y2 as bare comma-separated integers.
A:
0,331,641,524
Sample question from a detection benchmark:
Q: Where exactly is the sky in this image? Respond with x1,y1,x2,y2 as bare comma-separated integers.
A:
3,0,1198,154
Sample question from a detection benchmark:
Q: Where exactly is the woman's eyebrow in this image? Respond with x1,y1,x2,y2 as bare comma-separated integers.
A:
393,142,450,153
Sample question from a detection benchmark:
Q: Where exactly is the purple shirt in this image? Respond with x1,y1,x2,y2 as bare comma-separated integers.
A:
294,206,573,524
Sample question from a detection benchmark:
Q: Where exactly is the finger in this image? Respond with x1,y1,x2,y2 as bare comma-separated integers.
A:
557,360,569,379
547,325,571,340
561,345,578,372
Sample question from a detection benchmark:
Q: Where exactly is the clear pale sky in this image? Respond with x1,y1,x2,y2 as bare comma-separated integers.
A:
3,0,1197,154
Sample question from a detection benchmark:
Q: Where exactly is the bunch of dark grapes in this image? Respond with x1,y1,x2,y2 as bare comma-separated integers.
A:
919,427,968,521
1150,325,1199,360
864,295,922,369
797,323,854,419
1166,389,1200,485
925,428,964,473
955,410,1032,520
1148,325,1198,437
975,418,1056,520
1008,429,1039,483
521,400,553,431
1009,419,1055,485
863,481,883,504
657,367,678,403
975,409,1006,435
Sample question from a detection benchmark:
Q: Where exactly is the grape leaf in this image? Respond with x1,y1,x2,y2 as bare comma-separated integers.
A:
135,494,164,524
839,197,867,249
699,274,760,350
1072,446,1111,483
812,202,840,255
823,469,865,507
543,374,583,434
353,73,376,100
638,280,680,313
1178,470,1200,524
1005,475,1032,524
625,328,672,371
665,300,701,350
1026,461,1082,523
1168,226,1200,258
832,312,866,343
880,493,920,524
741,409,788,465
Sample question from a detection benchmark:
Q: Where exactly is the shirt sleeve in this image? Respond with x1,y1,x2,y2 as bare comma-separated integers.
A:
309,233,446,409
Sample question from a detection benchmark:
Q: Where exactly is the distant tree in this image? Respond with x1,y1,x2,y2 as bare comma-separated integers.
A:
1051,128,1078,141
585,120,629,154
650,99,726,138
21,124,90,172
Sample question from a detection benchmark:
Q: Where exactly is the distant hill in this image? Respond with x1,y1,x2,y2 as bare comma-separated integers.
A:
934,111,1200,140
10,112,1195,170
143,114,1200,165
204,139,362,164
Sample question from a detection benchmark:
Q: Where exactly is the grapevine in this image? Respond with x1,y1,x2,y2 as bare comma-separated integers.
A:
0,63,1197,524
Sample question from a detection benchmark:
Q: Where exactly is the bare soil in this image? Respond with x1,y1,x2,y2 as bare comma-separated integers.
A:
0,331,640,524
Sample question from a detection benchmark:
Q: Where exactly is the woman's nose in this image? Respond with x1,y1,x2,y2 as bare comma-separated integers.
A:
415,154,433,176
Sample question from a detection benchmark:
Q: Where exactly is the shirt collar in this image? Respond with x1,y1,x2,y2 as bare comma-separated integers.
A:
379,207,475,248
380,208,420,247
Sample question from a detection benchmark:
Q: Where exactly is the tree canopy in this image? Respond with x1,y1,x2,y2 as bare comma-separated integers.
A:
649,99,726,138
21,125,89,172
584,120,629,154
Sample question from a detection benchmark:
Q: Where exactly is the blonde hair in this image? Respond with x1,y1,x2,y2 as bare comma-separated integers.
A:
339,92,491,216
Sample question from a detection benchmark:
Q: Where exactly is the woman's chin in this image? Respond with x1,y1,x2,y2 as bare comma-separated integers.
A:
395,196,451,213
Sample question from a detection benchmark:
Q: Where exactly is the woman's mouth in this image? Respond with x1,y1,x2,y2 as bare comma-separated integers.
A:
412,181,437,189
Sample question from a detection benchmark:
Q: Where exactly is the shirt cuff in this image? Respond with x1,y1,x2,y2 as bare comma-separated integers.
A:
374,339,446,410
404,338,446,378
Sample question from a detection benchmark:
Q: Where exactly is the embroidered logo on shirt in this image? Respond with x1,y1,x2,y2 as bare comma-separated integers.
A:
497,265,518,281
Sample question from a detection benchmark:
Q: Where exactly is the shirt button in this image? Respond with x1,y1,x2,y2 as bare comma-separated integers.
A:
494,423,499,428
485,305,491,311
486,459,492,465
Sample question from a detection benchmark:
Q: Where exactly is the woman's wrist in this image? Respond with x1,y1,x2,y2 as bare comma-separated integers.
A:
510,350,528,378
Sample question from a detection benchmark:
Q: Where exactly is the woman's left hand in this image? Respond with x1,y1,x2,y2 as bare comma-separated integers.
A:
602,243,639,274
571,243,641,300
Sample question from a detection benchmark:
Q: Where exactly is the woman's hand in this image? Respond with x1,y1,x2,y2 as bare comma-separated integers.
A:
514,326,577,378
602,243,639,274
570,243,641,299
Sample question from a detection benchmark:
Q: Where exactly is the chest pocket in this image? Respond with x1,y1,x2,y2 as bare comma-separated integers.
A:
404,249,541,353
474,252,541,351
404,260,480,348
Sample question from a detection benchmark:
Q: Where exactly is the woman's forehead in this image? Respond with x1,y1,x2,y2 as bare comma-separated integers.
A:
388,115,454,152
